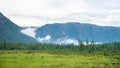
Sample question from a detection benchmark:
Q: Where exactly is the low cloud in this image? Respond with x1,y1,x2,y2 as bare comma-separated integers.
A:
55,37,78,45
37,35,51,42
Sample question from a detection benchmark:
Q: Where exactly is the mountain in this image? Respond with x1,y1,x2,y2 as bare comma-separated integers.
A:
0,12,38,43
35,22,120,44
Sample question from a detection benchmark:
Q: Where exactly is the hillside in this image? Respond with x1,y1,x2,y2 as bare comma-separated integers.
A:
35,22,120,43
0,12,38,43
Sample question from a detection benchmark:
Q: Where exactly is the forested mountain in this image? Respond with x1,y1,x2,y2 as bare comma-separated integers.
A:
0,12,38,43
36,22,120,43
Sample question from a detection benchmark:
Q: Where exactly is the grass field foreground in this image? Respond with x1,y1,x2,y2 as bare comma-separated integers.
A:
0,50,119,68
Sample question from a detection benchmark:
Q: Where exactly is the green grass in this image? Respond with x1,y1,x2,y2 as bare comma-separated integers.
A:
0,50,119,68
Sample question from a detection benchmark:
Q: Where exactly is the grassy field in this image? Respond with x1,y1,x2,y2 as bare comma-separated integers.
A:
0,50,119,68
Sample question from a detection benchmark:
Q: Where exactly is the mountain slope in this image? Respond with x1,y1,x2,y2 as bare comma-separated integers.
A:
35,22,120,43
0,12,38,43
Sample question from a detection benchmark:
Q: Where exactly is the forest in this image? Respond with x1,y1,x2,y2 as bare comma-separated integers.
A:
0,40,120,55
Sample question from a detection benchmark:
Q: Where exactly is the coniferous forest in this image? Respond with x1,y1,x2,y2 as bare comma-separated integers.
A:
0,41,120,55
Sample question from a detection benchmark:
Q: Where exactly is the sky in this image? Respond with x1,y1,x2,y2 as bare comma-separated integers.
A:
0,0,120,27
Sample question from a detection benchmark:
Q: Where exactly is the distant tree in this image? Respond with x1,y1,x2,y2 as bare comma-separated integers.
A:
88,40,95,53
86,39,89,45
3,40,6,49
78,40,84,51
91,40,95,52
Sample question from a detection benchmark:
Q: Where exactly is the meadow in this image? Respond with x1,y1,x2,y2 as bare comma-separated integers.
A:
0,50,119,68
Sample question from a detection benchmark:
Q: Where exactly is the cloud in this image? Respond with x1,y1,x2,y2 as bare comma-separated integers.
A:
55,37,78,45
37,35,51,42
0,0,120,27
10,9,120,27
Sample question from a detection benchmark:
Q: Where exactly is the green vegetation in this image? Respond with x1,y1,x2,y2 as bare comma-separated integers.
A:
0,41,120,68
0,50,119,68
0,41,120,54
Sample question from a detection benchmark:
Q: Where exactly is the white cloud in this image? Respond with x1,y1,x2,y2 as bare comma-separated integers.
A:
37,35,51,42
56,39,78,45
55,37,78,45
0,0,120,27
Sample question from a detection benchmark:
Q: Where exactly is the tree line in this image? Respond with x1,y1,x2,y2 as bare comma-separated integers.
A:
0,40,119,55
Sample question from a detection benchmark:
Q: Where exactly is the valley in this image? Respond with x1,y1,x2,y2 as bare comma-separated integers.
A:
0,10,120,68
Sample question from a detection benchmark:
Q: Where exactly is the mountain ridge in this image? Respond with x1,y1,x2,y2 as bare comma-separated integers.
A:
35,22,120,43
0,12,38,43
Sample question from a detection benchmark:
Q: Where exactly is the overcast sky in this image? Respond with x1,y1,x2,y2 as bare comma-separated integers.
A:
0,0,120,27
